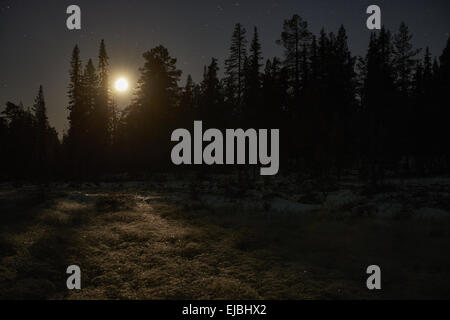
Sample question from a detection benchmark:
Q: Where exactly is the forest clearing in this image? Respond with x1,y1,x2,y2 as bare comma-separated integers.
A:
1,174,449,300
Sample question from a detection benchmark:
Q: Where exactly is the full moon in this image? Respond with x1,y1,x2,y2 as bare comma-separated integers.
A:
115,78,129,92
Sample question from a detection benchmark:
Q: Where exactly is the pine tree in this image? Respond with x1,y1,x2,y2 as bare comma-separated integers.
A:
179,74,198,129
98,40,109,93
2,102,36,177
390,23,420,167
180,75,196,111
126,45,182,168
277,14,311,101
423,47,433,89
67,45,83,146
248,27,263,81
393,22,421,94
92,40,111,173
224,23,247,109
82,59,98,117
262,58,288,127
66,45,87,176
134,46,181,116
360,28,396,184
330,26,357,175
201,58,224,127
97,39,110,135
32,86,48,173
32,85,48,132
110,99,119,147
32,86,59,179
202,59,220,96
243,27,263,127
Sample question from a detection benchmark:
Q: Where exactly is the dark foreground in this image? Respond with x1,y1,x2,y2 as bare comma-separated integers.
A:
1,175,449,299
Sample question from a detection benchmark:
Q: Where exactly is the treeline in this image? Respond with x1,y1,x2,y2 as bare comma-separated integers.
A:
0,87,60,180
1,15,449,182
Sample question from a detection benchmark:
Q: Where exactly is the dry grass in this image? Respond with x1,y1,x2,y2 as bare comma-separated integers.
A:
0,182,449,300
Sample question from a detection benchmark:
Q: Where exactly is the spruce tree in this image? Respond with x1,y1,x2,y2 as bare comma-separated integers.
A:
360,28,396,184
67,45,83,146
224,23,247,109
66,45,86,176
243,27,263,127
93,40,111,172
32,86,59,178
393,22,421,94
179,75,197,128
180,75,196,111
32,85,49,133
82,59,98,116
201,58,224,127
277,14,311,101
126,45,181,168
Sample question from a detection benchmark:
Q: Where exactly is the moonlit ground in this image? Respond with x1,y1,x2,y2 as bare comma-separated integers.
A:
0,175,449,299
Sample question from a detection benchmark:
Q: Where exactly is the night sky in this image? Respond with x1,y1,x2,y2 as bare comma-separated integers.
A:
1,0,449,135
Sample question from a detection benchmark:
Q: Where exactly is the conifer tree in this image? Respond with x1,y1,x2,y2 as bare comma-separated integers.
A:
224,23,247,109
393,22,421,94
243,27,263,127
277,14,311,101
126,45,181,168
201,58,224,127
67,45,83,146
66,45,86,175
82,59,98,117
32,86,59,178
360,28,396,183
32,85,49,133
32,86,48,173
92,40,111,173
180,75,196,111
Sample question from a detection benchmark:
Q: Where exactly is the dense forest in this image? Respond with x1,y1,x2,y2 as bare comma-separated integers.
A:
1,15,449,183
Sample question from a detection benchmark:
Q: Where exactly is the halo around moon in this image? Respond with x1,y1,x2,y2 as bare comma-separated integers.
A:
115,78,129,92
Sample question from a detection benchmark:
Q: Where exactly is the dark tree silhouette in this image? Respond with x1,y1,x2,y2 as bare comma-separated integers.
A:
277,14,312,104
124,45,182,169
200,58,224,128
94,40,111,172
32,86,50,178
359,28,397,184
224,23,247,112
243,27,263,128
65,44,86,177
